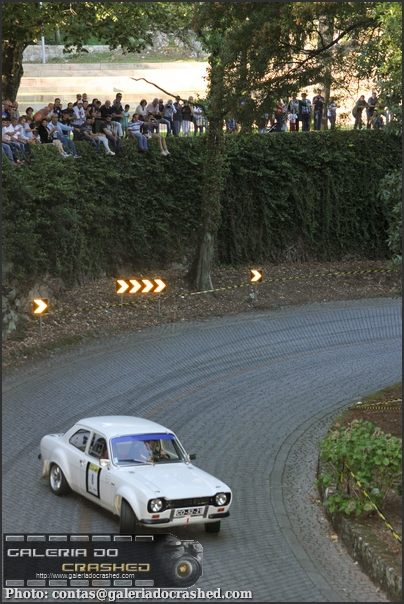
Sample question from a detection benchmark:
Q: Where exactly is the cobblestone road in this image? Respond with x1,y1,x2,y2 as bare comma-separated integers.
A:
2,299,402,601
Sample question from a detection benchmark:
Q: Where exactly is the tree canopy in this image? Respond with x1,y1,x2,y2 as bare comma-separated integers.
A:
2,1,193,100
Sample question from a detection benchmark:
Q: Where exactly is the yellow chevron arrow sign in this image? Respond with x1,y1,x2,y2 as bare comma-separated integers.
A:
250,269,262,283
116,279,130,294
129,280,142,294
142,279,153,293
33,299,48,314
154,279,166,293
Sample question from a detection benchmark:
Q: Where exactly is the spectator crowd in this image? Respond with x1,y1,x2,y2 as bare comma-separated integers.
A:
2,89,387,165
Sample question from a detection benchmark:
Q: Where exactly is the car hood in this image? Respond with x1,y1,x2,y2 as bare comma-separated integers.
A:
119,463,229,498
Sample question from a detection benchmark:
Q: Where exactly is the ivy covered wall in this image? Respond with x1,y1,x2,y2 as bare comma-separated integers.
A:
2,130,401,288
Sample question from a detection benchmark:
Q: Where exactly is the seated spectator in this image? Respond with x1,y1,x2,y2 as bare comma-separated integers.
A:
77,116,115,155
3,141,15,163
163,99,176,136
146,98,163,134
2,117,28,161
100,100,114,120
66,102,75,118
37,118,69,156
146,117,170,156
61,110,73,127
20,116,40,145
127,113,149,152
371,110,384,130
47,113,81,158
10,116,33,159
100,115,122,154
2,118,23,164
92,100,103,132
135,99,148,122
34,106,51,123
10,101,20,120
3,100,12,120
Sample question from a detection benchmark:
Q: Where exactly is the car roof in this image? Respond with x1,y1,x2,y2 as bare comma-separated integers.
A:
76,416,173,438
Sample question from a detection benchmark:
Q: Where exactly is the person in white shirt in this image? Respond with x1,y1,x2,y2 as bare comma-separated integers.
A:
288,108,298,131
72,99,86,127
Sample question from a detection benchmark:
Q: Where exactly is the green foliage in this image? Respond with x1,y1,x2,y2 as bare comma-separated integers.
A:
2,130,401,288
378,169,402,267
317,419,402,516
218,130,401,264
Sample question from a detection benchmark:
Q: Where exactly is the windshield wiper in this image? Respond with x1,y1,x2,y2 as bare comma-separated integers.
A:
118,458,152,465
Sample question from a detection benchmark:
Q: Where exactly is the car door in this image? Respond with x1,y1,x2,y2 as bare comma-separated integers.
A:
66,428,91,492
79,432,116,511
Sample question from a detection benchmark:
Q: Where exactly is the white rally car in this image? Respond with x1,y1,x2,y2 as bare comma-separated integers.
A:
39,416,232,534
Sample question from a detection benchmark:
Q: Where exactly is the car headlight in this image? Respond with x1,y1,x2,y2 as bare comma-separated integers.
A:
215,492,228,506
149,498,164,513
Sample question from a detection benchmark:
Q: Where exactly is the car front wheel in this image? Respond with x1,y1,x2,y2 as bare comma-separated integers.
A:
120,499,138,535
204,520,221,534
49,463,71,496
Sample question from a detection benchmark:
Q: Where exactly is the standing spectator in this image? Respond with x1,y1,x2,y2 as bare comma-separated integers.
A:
312,89,325,130
53,98,63,119
46,114,81,157
352,95,368,129
72,99,86,127
122,104,130,138
299,93,311,131
274,99,284,132
100,115,122,154
127,113,149,152
287,95,300,131
226,115,238,134
288,107,298,131
111,95,124,137
157,98,171,136
172,97,182,137
92,100,103,133
188,96,198,136
193,103,205,135
65,102,75,119
163,99,176,136
327,97,337,129
73,94,82,107
366,91,378,129
181,101,192,137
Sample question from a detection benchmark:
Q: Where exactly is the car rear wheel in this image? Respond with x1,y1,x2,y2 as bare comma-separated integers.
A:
120,499,138,534
49,463,71,496
204,520,221,534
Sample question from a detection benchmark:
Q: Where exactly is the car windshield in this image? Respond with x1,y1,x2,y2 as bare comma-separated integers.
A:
110,434,187,466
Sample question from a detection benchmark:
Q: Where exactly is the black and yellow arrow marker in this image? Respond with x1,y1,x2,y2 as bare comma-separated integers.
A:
46,268,396,317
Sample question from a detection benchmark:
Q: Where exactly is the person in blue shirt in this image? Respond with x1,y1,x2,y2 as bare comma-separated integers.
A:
47,114,81,158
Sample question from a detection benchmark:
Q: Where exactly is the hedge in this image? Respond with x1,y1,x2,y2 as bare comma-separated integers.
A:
2,130,401,287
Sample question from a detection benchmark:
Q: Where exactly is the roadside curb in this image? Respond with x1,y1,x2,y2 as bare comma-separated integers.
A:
318,458,402,602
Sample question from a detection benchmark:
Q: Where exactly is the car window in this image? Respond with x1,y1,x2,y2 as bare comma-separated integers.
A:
111,434,186,466
88,432,108,460
69,429,91,452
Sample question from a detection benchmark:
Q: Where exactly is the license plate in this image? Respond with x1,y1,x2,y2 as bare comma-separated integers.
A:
174,507,204,518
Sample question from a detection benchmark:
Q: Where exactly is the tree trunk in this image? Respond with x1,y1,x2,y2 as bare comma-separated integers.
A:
318,15,334,130
186,120,224,291
2,41,27,102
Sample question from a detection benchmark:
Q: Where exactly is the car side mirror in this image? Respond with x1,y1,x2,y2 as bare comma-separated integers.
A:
100,459,110,467
189,454,196,460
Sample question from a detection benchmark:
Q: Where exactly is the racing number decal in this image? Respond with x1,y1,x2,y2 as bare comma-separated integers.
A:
86,462,101,498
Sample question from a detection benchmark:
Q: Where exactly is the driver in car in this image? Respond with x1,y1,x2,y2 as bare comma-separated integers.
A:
144,440,169,462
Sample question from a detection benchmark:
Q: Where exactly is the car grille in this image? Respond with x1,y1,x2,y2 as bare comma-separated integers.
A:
166,497,213,509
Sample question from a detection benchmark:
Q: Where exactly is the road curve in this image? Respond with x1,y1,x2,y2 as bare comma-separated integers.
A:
2,298,401,602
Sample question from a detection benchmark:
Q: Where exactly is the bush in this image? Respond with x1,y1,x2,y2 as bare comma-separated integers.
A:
317,419,402,516
2,130,401,288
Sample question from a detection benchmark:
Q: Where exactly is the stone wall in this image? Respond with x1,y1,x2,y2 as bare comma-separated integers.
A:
23,45,113,62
